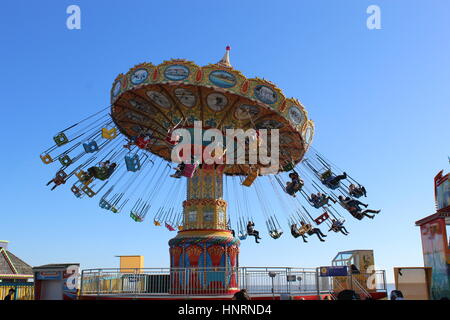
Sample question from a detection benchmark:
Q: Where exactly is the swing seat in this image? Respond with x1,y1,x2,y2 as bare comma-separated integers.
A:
91,166,112,181
153,219,161,226
76,170,93,186
99,199,112,210
323,178,340,190
181,162,198,178
177,225,183,231
269,230,283,239
331,220,345,232
71,185,83,198
286,184,295,195
238,233,247,240
283,162,295,172
165,222,175,231
102,128,118,140
351,211,364,220
53,132,69,146
111,207,119,213
165,132,180,146
327,183,340,190
56,170,68,180
350,189,364,198
53,176,65,186
53,170,67,185
40,153,53,164
81,185,96,198
125,154,141,172
83,141,99,153
299,224,312,235
314,212,330,225
130,212,143,222
286,180,303,196
351,192,363,199
136,136,150,149
242,170,258,187
59,154,72,166
312,198,328,209
320,170,332,180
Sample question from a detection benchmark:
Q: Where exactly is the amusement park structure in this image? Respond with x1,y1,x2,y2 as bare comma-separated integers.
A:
415,165,450,299
40,47,380,296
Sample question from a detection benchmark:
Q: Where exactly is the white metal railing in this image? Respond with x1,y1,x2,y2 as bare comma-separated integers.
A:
80,267,387,298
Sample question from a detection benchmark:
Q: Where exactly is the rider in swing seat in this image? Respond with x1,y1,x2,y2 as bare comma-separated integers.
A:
291,223,308,243
329,219,349,235
170,162,186,178
83,161,117,181
300,221,327,242
286,172,304,196
135,133,153,149
320,169,347,188
338,196,380,220
123,136,137,150
309,192,336,207
247,221,261,243
349,183,367,198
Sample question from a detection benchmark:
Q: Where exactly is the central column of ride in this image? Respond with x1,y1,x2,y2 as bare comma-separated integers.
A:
168,165,240,295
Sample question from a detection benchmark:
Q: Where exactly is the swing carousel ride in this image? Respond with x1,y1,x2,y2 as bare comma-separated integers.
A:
40,47,380,291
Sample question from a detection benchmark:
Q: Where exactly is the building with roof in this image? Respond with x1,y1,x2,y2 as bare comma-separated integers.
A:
0,240,34,300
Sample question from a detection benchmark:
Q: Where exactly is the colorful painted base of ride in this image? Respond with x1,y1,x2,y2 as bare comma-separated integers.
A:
168,230,239,295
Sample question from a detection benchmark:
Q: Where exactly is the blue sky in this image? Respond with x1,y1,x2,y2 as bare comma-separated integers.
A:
1,0,449,283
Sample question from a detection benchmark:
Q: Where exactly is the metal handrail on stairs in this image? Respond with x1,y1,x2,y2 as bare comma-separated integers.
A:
351,276,372,299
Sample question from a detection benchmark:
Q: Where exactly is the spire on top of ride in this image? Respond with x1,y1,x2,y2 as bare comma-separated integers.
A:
217,45,232,68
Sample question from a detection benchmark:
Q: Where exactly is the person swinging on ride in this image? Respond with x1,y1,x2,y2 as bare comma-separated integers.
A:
170,162,186,178
82,161,117,182
300,221,327,242
328,219,349,235
320,169,347,189
247,221,261,243
285,171,304,197
348,184,367,198
308,192,336,208
123,136,137,150
135,132,153,149
338,195,380,220
290,223,308,243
